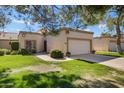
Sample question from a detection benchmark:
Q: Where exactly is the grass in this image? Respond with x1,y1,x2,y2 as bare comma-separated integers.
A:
0,55,124,87
59,60,119,77
0,55,47,69
96,51,124,57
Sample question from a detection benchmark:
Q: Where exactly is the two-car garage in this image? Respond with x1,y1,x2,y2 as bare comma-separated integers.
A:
68,38,91,55
46,28,93,55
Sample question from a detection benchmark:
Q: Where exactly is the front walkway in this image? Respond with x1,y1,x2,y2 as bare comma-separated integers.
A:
99,58,124,71
36,53,73,62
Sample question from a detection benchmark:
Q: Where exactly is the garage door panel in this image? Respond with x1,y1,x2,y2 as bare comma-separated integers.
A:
68,39,90,55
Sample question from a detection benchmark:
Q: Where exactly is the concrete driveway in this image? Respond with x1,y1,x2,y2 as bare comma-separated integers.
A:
71,54,117,63
36,53,124,71
73,54,124,71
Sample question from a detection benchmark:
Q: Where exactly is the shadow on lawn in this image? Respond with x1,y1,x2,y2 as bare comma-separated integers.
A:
20,72,81,88
17,72,124,88
0,70,124,88
76,59,96,64
0,67,15,88
75,78,121,88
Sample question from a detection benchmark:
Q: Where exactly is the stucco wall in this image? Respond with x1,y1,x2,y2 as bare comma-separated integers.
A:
109,38,124,51
19,30,93,54
93,38,109,51
0,40,18,49
19,32,44,52
47,29,93,54
93,37,124,52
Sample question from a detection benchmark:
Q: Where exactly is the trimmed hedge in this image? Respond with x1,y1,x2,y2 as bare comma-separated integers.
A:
10,51,19,55
50,50,64,58
0,50,4,56
66,52,71,57
0,49,11,56
11,42,19,50
31,49,36,53
0,48,30,56
19,49,30,55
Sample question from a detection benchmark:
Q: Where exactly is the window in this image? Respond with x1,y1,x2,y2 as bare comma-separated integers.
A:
25,40,36,51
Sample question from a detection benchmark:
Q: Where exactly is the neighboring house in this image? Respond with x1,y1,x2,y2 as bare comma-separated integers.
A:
19,28,93,55
0,32,18,49
93,37,124,52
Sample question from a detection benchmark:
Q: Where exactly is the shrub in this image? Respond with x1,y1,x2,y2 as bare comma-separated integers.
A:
0,50,4,56
31,49,36,53
10,51,19,55
20,49,30,55
66,52,71,57
91,50,96,54
0,49,11,55
11,42,19,50
6,50,11,55
3,49,11,55
50,50,64,58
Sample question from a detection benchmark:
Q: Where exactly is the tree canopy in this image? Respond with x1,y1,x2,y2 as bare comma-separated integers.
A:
0,6,11,31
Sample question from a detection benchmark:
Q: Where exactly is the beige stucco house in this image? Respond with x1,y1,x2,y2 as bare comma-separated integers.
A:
0,32,18,49
93,37,124,52
18,28,94,55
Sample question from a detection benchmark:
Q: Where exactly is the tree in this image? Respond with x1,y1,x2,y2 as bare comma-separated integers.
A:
0,6,11,31
64,5,123,53
106,6,124,53
13,6,88,31
101,32,112,37
13,6,63,32
1,5,123,53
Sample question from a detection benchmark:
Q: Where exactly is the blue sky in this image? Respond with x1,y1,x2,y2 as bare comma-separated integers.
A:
3,19,107,37
2,6,117,37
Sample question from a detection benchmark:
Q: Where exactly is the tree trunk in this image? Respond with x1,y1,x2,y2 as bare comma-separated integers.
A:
116,11,122,54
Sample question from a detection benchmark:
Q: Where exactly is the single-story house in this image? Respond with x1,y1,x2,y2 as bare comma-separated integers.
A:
18,28,94,55
0,32,18,49
93,37,124,52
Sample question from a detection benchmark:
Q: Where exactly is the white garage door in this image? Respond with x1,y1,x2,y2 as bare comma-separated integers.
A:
109,42,124,52
68,39,90,55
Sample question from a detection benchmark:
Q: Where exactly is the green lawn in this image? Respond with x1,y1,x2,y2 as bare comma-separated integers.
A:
0,55,46,69
96,51,124,57
0,55,124,88
59,60,119,77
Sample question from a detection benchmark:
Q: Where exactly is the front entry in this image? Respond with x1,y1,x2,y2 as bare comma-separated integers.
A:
44,40,47,52
25,40,36,52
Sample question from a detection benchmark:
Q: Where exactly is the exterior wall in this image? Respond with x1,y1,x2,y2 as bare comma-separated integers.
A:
47,29,93,54
0,32,18,40
0,40,18,49
109,38,124,51
19,32,44,52
0,32,18,49
93,37,124,52
93,38,109,51
46,33,65,53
